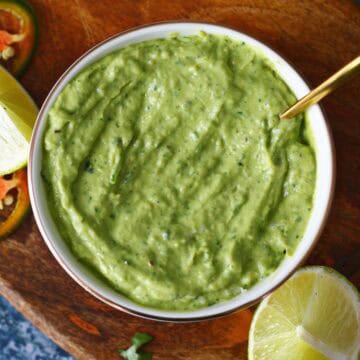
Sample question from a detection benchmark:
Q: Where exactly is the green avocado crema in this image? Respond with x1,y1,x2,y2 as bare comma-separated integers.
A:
42,33,316,310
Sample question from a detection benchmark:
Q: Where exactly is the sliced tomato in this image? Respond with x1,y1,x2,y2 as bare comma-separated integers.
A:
0,168,30,239
0,0,38,76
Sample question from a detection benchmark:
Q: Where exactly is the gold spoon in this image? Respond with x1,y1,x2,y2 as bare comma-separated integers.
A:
280,55,360,120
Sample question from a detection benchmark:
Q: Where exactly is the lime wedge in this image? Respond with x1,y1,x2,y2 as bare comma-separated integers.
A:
0,65,38,175
249,266,360,360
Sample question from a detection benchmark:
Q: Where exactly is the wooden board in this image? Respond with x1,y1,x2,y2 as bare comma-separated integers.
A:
1,1,359,359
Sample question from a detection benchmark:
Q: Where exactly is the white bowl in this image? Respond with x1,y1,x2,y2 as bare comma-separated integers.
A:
29,22,335,322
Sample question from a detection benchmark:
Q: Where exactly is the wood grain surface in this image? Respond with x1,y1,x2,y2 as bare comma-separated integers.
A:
1,1,359,359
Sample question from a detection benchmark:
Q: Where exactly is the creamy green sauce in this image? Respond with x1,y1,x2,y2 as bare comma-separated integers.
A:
42,33,316,310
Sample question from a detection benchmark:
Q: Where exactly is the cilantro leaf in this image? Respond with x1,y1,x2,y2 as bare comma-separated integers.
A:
131,333,153,348
119,332,153,360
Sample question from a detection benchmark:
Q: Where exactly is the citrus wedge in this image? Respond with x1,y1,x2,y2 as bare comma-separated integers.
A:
249,266,360,360
0,65,37,175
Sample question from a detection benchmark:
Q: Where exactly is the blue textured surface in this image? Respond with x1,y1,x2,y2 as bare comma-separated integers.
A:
0,297,72,360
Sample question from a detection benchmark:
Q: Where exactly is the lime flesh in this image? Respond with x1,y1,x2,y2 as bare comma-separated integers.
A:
0,65,38,175
249,266,360,360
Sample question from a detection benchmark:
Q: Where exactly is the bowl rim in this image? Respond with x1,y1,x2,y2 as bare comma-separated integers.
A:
28,20,335,322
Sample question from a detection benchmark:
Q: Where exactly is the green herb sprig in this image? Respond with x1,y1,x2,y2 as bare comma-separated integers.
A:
118,332,153,360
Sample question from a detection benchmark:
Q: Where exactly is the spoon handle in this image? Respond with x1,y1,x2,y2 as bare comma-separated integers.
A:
280,55,360,120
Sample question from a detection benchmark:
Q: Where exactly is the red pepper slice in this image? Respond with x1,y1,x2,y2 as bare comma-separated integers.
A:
0,0,39,76
0,29,23,52
0,168,30,239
